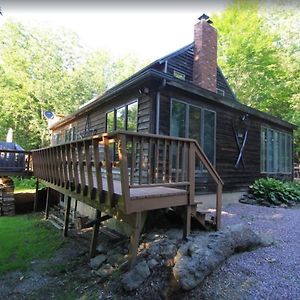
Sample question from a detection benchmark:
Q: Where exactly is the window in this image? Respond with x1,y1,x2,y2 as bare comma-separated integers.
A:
64,127,76,142
127,102,138,131
216,88,225,96
170,101,187,138
116,107,125,130
261,127,292,173
171,99,216,165
106,100,138,132
173,70,186,80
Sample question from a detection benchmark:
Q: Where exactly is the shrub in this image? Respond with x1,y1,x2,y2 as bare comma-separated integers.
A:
249,178,300,206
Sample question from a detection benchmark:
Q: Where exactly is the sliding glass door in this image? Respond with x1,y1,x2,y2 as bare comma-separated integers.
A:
171,99,216,166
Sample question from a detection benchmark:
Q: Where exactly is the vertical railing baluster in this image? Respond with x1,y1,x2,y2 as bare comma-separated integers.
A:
130,137,136,185
118,134,130,212
92,138,103,203
168,140,173,183
84,140,94,199
162,139,167,183
66,144,73,190
103,135,114,206
71,143,79,193
155,138,159,183
182,142,187,182
77,142,86,195
175,141,180,182
138,138,143,184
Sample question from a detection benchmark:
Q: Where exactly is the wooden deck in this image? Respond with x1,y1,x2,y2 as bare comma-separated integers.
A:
0,149,33,177
32,131,223,266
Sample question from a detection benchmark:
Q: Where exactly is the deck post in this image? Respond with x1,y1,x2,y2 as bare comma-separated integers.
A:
63,196,71,237
183,205,191,239
129,212,142,268
33,178,39,212
215,184,222,230
44,187,50,220
89,209,102,258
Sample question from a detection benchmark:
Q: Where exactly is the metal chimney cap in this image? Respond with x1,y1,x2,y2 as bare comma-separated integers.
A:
198,13,213,24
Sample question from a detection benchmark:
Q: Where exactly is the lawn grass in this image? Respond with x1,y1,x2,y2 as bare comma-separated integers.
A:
0,214,64,274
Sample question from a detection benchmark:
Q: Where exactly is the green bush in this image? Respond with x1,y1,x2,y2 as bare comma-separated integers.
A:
249,178,300,205
11,176,37,192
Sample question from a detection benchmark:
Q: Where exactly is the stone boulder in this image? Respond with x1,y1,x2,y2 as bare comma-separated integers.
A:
122,260,151,291
173,224,263,290
90,254,107,270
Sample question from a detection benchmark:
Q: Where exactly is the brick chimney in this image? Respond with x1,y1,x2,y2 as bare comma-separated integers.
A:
193,14,217,93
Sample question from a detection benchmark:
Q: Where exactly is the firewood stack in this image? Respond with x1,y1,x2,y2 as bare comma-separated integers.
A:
0,176,15,216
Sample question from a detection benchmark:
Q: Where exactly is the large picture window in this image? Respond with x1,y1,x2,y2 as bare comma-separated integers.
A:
261,127,292,173
170,99,216,165
106,100,138,132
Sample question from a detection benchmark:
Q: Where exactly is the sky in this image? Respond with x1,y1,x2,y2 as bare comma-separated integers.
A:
0,0,228,61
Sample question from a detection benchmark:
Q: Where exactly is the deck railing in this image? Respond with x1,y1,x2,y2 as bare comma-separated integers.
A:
32,131,223,228
0,149,32,175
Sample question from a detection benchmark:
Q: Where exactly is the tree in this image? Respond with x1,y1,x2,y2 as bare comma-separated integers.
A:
213,0,300,158
0,20,145,149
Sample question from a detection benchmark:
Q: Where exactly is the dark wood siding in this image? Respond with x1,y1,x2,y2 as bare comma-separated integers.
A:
158,88,293,193
52,90,154,142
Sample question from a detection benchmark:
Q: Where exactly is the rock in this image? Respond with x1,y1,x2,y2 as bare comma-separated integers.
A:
147,241,160,258
173,224,263,290
95,264,114,279
260,234,276,247
96,243,108,254
90,255,107,270
147,258,159,270
160,243,177,259
165,229,182,240
107,247,123,257
280,203,288,208
122,260,151,291
107,253,125,267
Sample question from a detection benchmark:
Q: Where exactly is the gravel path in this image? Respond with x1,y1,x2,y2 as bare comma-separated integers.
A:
182,203,300,300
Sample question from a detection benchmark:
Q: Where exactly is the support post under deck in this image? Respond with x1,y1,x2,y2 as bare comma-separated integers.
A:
44,187,50,220
183,205,191,239
129,212,142,268
33,179,39,212
89,209,102,258
63,196,71,237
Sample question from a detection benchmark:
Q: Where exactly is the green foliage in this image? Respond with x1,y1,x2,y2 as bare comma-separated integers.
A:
213,0,300,159
249,178,300,205
0,214,64,274
0,20,145,150
11,176,45,192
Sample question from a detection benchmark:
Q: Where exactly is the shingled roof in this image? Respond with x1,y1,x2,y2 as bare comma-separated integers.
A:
148,42,237,101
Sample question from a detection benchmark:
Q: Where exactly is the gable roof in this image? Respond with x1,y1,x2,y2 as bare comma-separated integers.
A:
50,43,296,131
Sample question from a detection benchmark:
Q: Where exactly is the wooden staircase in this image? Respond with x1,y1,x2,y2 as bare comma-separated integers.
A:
32,131,223,267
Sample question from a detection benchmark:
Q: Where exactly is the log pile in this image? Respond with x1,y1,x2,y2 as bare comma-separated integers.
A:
0,176,15,216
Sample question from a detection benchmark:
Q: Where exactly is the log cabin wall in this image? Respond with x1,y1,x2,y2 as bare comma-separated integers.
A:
51,89,154,143
158,87,293,193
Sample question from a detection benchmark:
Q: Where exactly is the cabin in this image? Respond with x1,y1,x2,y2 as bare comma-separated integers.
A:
32,15,296,265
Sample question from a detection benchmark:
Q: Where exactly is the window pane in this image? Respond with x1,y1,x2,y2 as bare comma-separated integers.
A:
171,101,186,138
286,134,292,173
106,111,114,132
284,133,288,173
267,129,274,172
203,110,215,164
127,101,138,131
273,131,279,172
279,132,285,172
116,107,125,130
189,106,201,145
261,128,267,172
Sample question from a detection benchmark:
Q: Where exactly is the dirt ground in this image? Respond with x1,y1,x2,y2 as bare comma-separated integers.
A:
1,203,300,299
